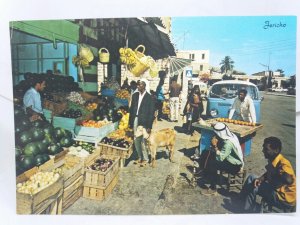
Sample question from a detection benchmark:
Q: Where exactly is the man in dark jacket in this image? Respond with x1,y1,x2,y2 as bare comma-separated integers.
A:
129,79,155,167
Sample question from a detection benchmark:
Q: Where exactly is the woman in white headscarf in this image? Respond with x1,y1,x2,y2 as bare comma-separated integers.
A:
200,122,244,196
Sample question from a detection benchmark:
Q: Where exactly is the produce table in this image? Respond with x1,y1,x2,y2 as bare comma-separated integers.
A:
193,119,263,156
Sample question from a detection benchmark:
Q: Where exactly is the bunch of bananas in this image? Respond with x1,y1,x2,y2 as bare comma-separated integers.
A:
116,89,130,99
119,48,137,65
119,113,129,130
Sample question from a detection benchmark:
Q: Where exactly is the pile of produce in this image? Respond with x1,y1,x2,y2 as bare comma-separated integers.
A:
92,97,122,122
66,91,86,105
66,101,91,119
115,89,130,100
106,129,133,142
67,141,96,158
13,73,81,98
215,118,256,126
118,112,129,130
100,137,131,149
78,119,110,128
16,170,61,194
14,105,74,175
88,158,114,172
60,108,83,118
86,102,98,111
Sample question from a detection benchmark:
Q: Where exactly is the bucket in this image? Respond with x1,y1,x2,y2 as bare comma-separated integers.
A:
99,48,110,63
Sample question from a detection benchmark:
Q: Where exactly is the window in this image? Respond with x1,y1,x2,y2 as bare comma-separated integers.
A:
189,54,195,60
202,54,205,59
210,84,259,100
200,65,203,71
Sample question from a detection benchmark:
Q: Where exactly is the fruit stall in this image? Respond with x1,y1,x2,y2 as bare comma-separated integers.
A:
14,84,133,214
193,118,263,156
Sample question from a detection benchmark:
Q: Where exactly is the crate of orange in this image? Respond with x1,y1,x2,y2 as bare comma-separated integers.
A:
74,120,119,139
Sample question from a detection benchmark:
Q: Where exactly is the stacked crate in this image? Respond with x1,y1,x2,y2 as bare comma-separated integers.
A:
98,143,133,168
16,168,63,215
82,155,120,201
61,156,84,211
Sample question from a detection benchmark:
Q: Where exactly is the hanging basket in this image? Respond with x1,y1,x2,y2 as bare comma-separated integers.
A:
128,60,149,77
134,45,146,59
99,48,110,63
79,46,94,63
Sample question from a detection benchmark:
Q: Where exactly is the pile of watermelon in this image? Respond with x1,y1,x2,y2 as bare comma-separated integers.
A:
14,105,74,176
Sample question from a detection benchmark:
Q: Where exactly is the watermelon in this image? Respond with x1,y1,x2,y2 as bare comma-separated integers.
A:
24,142,40,156
48,144,63,155
17,130,33,146
42,134,56,146
34,154,45,166
42,154,50,162
30,128,45,141
19,155,35,170
36,141,48,153
15,145,23,159
14,105,25,119
53,127,65,140
43,125,54,136
59,137,73,147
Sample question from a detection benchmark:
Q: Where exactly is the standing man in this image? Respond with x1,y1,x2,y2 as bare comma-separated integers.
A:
129,79,155,167
239,137,296,213
228,89,256,123
169,78,181,122
23,76,46,121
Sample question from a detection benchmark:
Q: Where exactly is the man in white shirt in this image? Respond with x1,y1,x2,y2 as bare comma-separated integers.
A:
228,89,256,123
23,77,46,121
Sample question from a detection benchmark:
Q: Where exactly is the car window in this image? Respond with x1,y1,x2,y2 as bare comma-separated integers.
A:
209,83,259,100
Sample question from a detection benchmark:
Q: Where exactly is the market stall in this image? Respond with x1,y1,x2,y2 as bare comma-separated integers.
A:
193,118,263,156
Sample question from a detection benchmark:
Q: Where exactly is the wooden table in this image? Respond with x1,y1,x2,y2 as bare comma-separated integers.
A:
193,119,263,156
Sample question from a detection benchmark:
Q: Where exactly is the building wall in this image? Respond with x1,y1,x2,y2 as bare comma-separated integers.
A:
176,50,210,75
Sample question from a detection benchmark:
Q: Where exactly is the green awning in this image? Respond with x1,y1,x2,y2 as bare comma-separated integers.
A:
10,20,79,44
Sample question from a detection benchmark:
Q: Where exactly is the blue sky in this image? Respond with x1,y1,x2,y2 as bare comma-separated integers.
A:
171,16,296,76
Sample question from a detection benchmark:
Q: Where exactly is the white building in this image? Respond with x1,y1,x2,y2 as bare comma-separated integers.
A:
176,50,210,76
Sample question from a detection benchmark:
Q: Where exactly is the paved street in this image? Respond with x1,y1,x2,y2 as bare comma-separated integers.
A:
64,93,296,215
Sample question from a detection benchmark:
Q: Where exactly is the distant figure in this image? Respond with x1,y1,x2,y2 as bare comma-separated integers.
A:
155,78,167,121
185,85,203,135
169,78,181,122
229,89,256,123
239,137,296,213
121,78,130,91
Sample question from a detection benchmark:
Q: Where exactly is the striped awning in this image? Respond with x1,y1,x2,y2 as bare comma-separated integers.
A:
168,56,193,77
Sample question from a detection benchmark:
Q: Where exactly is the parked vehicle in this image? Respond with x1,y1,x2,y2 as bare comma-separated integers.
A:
271,87,288,92
191,80,208,98
287,87,296,95
206,80,263,122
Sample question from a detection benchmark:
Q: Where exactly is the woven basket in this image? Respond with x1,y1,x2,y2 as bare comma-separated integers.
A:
99,48,110,63
79,46,94,62
134,45,145,59
128,60,149,77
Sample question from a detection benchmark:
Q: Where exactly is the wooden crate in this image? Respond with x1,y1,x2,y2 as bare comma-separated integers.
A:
16,176,63,214
84,155,119,188
16,166,38,183
98,143,133,160
62,185,82,211
63,160,84,186
83,174,119,201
